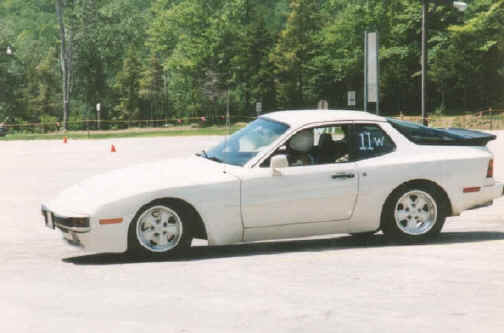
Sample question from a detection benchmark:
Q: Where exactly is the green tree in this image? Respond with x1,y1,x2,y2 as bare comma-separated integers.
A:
230,2,277,113
431,0,504,109
270,0,322,108
26,47,60,119
140,54,167,121
114,47,142,121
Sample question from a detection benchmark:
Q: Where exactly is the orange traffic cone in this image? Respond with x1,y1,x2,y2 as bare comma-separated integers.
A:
63,136,68,144
111,144,117,153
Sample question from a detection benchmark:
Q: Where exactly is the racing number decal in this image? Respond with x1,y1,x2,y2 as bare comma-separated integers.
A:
359,131,385,151
359,132,373,151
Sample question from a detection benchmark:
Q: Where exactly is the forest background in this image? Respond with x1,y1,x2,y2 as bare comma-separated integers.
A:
1,0,503,130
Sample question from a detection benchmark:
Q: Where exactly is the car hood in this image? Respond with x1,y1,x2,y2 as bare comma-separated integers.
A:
45,155,230,216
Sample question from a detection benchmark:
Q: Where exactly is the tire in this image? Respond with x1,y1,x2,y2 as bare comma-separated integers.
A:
128,201,193,257
381,183,447,242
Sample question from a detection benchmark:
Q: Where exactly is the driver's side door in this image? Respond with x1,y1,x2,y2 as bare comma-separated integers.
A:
239,123,358,228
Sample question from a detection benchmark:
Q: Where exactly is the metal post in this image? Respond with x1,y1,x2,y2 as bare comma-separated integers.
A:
87,107,90,138
364,31,368,113
376,32,380,116
96,103,101,130
421,0,428,126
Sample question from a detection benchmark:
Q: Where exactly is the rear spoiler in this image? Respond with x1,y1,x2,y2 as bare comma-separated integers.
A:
386,118,496,146
441,128,497,146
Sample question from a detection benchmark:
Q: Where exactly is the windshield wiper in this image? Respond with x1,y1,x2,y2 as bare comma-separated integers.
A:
206,156,223,163
196,149,208,158
196,150,223,163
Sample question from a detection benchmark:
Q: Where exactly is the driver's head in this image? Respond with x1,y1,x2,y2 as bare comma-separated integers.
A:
289,129,314,153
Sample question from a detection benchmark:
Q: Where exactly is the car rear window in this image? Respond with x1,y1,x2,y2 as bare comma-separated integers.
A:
352,124,396,160
387,118,457,145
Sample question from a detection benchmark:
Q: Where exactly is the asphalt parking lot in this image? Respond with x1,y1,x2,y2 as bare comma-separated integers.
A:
1,133,504,333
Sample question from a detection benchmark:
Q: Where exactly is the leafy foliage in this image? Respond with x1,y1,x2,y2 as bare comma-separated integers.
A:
0,0,503,128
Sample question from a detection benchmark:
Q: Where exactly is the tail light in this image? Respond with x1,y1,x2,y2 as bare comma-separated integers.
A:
487,159,494,178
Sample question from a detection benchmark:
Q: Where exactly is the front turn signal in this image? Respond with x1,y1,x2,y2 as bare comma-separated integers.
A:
99,218,124,225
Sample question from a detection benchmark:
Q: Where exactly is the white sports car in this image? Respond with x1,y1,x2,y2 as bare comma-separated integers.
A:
42,110,504,256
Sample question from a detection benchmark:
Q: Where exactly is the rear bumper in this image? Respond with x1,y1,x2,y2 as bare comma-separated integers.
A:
463,181,504,211
451,181,504,215
484,181,504,199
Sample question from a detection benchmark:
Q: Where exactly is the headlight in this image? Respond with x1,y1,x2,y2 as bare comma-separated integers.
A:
54,215,90,229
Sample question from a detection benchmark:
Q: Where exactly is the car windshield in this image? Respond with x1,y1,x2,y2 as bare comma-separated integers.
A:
387,118,457,144
202,118,289,166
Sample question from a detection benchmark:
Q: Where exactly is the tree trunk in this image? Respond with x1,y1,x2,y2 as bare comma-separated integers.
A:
298,70,304,107
56,0,72,131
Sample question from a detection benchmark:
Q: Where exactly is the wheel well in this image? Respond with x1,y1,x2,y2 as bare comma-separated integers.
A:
380,179,453,228
149,198,208,240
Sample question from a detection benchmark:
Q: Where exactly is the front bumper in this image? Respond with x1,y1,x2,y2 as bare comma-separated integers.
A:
41,206,90,248
41,205,90,232
41,204,130,253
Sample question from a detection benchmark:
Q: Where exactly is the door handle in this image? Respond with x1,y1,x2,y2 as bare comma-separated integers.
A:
331,173,355,179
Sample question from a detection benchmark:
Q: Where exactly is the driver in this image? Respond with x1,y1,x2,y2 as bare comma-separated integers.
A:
287,129,315,166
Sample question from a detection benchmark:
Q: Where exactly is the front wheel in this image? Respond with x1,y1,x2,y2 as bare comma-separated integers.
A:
381,184,447,242
128,202,192,257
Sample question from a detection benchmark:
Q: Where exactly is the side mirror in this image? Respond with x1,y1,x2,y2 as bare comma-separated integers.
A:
271,154,288,176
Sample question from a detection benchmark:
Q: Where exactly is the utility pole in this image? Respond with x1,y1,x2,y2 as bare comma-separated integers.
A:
420,0,467,126
421,0,428,125
364,31,368,113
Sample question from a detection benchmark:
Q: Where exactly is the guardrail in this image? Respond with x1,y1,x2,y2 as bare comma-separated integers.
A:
1,108,504,136
0,115,256,135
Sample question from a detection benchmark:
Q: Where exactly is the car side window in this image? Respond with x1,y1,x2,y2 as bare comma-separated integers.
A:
260,124,352,167
351,124,396,160
312,125,351,165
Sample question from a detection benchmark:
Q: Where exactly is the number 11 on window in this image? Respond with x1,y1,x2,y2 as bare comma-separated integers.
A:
359,132,374,151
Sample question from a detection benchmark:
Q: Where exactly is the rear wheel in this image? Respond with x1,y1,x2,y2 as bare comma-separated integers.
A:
128,202,192,257
381,184,447,242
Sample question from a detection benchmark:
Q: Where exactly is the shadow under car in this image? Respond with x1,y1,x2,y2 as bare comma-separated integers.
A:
62,231,504,265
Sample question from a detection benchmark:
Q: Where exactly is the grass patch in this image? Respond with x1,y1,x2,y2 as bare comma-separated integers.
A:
0,126,244,141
